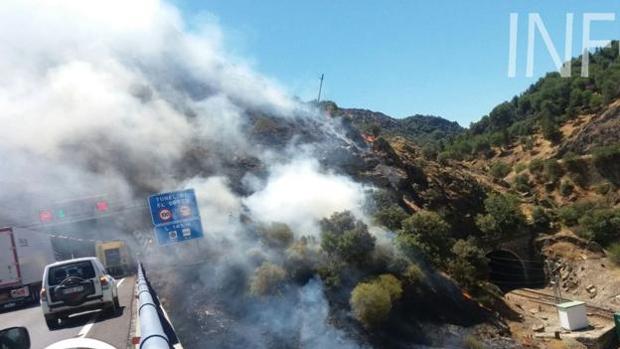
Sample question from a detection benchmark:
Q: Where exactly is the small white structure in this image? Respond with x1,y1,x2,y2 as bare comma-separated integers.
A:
557,300,589,331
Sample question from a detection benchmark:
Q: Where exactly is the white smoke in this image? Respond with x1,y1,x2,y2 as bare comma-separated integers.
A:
0,1,368,347
244,159,367,236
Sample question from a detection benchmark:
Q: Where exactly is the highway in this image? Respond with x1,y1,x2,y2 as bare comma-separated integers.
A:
0,276,135,349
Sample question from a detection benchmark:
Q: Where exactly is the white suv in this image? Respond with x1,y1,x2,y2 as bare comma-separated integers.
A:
40,257,119,330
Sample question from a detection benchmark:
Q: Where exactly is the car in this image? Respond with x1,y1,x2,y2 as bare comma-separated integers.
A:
40,257,119,330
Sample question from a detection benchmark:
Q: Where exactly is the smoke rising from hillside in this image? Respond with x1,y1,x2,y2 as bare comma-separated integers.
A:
0,0,368,347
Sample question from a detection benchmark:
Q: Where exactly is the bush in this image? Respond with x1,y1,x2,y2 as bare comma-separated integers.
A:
563,153,589,188
250,262,287,296
544,159,564,183
447,239,488,289
373,205,409,231
513,173,531,193
577,208,620,245
489,161,511,179
258,223,294,248
556,201,598,226
376,274,403,301
397,211,453,266
607,243,620,265
476,193,526,240
593,145,620,186
532,206,551,231
402,264,425,285
514,162,527,173
320,211,376,265
529,158,545,176
560,180,574,197
463,336,485,349
350,274,403,328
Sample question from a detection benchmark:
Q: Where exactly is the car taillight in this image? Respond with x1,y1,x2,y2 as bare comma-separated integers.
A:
100,276,109,288
40,288,47,301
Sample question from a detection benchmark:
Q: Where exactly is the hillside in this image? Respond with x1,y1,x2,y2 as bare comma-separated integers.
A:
320,101,464,146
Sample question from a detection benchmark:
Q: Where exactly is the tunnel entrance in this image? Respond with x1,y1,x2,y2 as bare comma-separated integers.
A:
487,250,527,292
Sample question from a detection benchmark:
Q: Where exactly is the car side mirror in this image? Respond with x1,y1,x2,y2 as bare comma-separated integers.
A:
0,327,30,349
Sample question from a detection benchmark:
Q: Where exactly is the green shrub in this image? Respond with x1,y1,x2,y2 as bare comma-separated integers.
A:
563,153,589,188
513,173,531,193
373,205,409,231
529,158,544,176
593,145,620,186
475,193,526,240
402,264,425,285
250,262,287,296
447,239,489,289
607,243,620,265
514,162,527,173
397,211,453,266
350,274,403,328
560,180,574,197
376,274,403,301
556,201,598,226
531,206,551,231
544,159,564,183
258,222,294,248
489,162,511,179
577,208,620,245
463,336,485,349
320,211,376,265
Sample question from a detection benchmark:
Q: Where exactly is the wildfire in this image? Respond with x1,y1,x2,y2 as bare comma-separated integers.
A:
361,133,377,143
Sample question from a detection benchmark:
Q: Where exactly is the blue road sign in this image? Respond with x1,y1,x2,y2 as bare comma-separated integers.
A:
148,189,200,225
147,189,204,245
153,218,204,245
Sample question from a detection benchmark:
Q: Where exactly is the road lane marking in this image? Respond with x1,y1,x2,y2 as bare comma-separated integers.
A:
77,315,97,338
117,278,126,288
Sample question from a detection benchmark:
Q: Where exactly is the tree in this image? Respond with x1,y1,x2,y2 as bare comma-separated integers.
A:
540,113,562,143
488,102,516,131
447,239,488,289
373,205,409,231
350,274,403,328
320,211,376,265
476,193,526,240
397,211,453,266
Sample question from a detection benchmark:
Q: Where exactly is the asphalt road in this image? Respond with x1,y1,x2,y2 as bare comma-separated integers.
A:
0,276,135,349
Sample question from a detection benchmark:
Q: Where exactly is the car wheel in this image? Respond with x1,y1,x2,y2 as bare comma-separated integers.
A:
113,296,120,309
45,315,59,330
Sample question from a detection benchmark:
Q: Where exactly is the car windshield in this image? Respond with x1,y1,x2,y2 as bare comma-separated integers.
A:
48,261,95,286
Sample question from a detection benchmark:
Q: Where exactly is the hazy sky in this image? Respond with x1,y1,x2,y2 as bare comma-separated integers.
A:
171,0,620,126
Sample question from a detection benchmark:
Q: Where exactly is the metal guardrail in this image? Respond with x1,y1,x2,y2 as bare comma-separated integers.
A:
137,263,171,349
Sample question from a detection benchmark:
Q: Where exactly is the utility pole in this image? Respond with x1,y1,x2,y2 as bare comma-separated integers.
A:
317,73,324,103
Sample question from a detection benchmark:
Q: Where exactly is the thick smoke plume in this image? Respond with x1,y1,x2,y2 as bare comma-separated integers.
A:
0,0,370,347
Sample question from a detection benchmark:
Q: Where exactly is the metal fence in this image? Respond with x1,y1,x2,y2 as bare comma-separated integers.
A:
137,263,175,349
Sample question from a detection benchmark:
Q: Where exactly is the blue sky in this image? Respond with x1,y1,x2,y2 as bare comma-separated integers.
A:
171,1,620,126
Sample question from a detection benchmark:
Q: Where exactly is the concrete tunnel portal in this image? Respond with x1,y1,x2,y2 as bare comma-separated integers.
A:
487,250,528,291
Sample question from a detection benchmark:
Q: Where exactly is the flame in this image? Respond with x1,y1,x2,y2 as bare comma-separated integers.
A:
361,133,377,143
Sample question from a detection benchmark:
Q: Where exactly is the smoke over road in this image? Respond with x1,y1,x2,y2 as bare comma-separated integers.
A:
0,1,373,347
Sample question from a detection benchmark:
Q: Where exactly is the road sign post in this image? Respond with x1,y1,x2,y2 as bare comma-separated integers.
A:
147,189,204,246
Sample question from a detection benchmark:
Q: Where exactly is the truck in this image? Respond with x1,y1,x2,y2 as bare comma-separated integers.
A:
95,240,133,277
0,227,56,309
